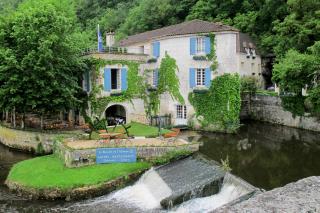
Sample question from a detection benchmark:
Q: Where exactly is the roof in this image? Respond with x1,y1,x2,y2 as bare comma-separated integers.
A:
119,19,239,46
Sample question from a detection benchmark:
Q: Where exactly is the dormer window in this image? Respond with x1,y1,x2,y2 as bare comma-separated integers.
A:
196,37,206,54
245,48,251,58
251,49,256,59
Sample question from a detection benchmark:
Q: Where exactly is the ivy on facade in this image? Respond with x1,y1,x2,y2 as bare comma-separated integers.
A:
86,58,145,117
189,73,241,133
207,33,218,71
84,53,183,119
147,53,184,115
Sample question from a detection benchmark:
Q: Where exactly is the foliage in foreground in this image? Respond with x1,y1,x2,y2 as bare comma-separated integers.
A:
7,155,150,189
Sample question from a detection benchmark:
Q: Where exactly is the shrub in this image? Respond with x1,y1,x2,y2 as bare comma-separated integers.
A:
241,76,257,95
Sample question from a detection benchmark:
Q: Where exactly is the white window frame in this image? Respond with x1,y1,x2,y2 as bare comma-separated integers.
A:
152,69,158,87
176,105,187,119
196,37,206,54
196,68,206,86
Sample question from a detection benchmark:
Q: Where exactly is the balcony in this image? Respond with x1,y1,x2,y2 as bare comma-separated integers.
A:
82,47,148,63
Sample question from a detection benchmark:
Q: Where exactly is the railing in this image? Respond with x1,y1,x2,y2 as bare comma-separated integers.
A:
82,47,128,55
150,114,172,128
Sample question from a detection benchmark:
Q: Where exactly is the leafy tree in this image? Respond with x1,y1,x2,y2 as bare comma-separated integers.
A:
272,42,320,116
270,0,320,56
0,0,86,128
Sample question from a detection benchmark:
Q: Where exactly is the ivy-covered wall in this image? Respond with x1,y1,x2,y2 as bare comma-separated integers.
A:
189,73,241,133
85,58,145,118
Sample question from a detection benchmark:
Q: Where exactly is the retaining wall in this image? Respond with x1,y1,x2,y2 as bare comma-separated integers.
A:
241,94,320,132
0,125,79,153
55,141,200,168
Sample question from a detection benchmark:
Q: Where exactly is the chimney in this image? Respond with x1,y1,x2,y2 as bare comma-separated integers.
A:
106,32,115,47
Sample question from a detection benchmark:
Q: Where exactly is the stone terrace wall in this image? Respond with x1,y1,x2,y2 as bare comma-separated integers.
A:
241,94,320,132
0,125,76,153
55,141,199,168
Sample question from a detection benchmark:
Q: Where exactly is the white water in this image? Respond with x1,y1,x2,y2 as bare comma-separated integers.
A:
63,168,251,213
108,168,172,209
171,183,247,213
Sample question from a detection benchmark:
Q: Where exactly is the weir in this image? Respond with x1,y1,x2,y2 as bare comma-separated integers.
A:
62,155,258,212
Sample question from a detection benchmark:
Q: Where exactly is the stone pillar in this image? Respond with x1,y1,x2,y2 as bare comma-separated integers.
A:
275,84,280,95
106,32,115,47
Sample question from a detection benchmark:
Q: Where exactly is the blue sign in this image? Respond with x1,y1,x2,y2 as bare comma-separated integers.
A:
96,148,137,164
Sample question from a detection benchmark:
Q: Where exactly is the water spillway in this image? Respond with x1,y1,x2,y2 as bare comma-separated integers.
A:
61,155,257,213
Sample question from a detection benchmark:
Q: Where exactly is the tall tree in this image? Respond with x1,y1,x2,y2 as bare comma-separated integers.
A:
0,0,86,128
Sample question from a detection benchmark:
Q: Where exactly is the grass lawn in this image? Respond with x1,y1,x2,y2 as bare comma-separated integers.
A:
256,89,279,97
107,122,171,138
7,155,150,190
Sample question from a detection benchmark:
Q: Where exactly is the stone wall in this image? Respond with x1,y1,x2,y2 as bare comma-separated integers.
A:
215,176,320,212
0,125,77,153
241,94,320,132
55,141,199,168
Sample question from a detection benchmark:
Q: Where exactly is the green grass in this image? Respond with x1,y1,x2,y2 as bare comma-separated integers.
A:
107,122,171,138
256,89,279,97
7,155,150,190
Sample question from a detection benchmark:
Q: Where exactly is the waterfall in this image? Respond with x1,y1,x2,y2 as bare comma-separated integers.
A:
59,159,256,213
170,173,250,213
107,168,172,210
73,168,172,211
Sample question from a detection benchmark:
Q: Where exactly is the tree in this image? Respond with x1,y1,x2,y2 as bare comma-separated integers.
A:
270,0,320,56
0,0,86,128
272,42,320,116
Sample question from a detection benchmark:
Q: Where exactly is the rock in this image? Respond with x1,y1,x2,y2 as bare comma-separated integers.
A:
214,176,320,213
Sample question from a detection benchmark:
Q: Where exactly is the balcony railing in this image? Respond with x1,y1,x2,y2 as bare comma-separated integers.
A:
82,47,128,56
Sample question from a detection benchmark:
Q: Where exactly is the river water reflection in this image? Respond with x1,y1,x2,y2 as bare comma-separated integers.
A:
194,120,320,190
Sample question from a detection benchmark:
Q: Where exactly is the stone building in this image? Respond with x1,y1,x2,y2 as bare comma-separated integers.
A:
84,20,262,126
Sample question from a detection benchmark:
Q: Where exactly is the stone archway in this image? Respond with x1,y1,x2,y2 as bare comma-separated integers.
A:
105,104,126,126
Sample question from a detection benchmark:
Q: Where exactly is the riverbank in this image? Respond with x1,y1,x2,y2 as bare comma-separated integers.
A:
241,94,320,132
0,124,83,154
5,155,151,200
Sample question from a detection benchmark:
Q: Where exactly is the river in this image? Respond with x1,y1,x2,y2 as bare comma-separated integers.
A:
1,120,320,212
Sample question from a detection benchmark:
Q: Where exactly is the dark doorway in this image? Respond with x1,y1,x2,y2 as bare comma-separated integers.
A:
105,105,126,126
111,69,119,90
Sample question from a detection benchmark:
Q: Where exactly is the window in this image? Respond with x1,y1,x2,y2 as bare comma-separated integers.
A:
176,105,187,119
196,68,206,86
111,68,121,90
196,37,205,54
152,69,158,87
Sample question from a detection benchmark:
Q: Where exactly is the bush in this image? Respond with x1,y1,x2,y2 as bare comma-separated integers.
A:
189,73,241,133
241,76,257,95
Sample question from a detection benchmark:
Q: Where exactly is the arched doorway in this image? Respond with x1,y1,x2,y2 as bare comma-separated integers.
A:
105,105,126,126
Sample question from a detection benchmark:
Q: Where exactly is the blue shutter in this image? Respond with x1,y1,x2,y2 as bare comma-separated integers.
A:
152,41,160,58
190,37,196,55
205,68,211,88
205,36,211,55
85,71,90,92
104,68,111,91
189,68,196,88
121,68,128,91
